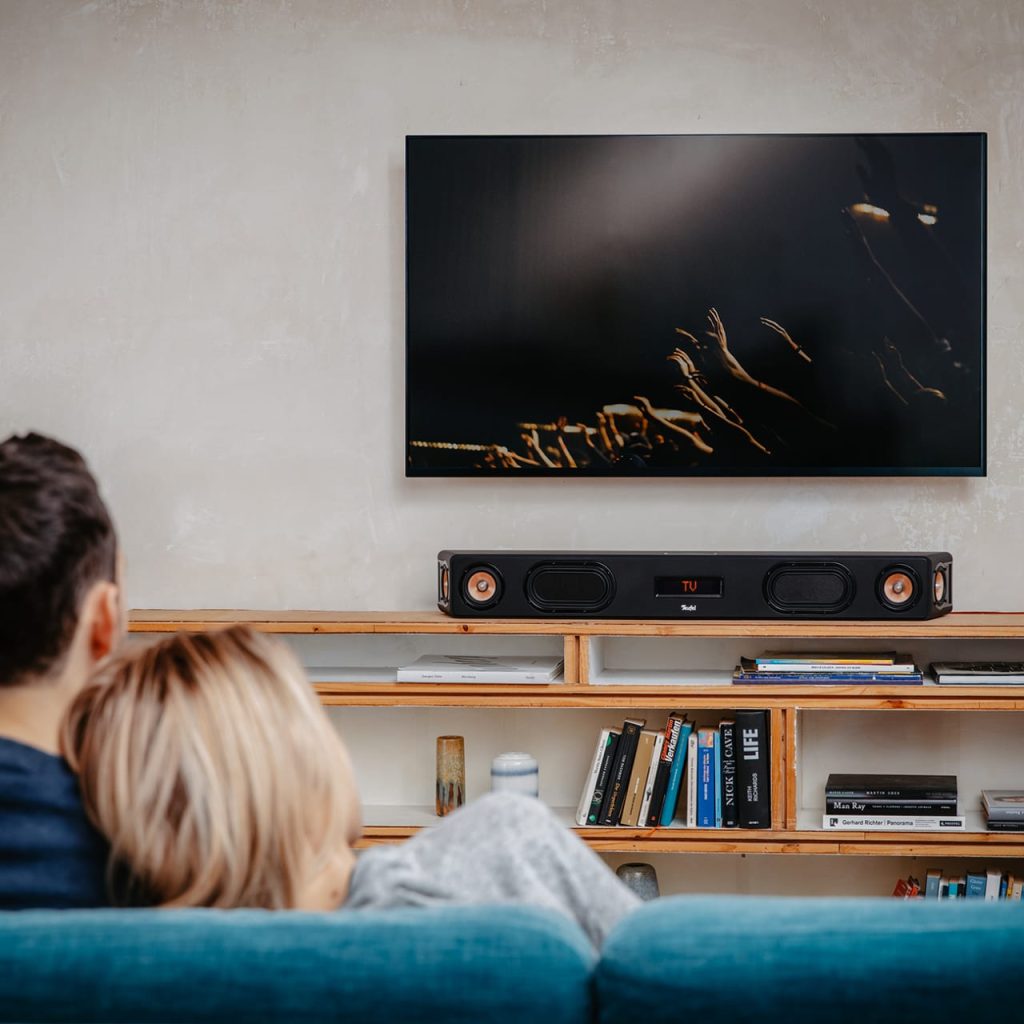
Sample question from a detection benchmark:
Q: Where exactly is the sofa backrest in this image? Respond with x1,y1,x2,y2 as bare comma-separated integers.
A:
596,895,1024,1024
0,905,595,1024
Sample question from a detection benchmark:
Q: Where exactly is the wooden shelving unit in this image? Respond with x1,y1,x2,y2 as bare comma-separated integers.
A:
129,611,1024,859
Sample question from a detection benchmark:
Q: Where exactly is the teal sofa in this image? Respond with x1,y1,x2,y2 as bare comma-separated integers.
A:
2,897,1022,1023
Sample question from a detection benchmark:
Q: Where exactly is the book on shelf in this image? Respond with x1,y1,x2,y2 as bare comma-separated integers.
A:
924,869,942,899
647,713,688,827
598,718,645,825
892,876,920,898
985,868,1003,901
983,818,1024,832
822,813,966,831
636,731,666,827
930,661,1024,685
965,872,988,899
576,729,615,826
620,730,658,827
395,654,564,683
697,728,716,828
981,790,1024,820
585,730,620,826
825,774,957,801
735,710,771,828
744,653,917,673
719,719,738,828
685,729,699,828
733,670,924,685
825,798,958,815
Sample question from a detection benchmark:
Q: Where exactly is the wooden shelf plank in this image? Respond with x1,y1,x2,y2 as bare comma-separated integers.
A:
129,610,1024,639
355,805,1024,856
314,682,1024,710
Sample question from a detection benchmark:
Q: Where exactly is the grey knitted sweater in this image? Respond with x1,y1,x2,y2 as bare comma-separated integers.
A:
344,791,639,948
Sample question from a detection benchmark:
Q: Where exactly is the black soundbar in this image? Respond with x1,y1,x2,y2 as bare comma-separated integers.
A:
437,551,952,620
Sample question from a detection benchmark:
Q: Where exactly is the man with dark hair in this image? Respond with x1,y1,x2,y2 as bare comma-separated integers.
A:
0,433,123,908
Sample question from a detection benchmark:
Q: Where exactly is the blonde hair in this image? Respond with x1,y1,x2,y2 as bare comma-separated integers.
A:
61,625,360,909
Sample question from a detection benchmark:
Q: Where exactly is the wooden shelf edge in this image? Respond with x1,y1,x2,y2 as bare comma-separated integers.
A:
356,825,1024,856
128,610,1024,639
314,682,1024,710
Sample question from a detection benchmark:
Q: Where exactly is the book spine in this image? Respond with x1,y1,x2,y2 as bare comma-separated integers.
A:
984,819,1024,832
735,710,771,829
713,729,722,828
697,728,716,828
685,730,698,828
982,804,1024,819
734,673,923,684
826,800,958,815
924,870,942,899
599,720,642,825
720,720,738,828
621,731,655,827
660,721,693,826
985,870,1003,901
647,716,683,827
637,733,665,828
826,789,956,801
754,663,914,673
965,873,987,899
587,731,620,825
576,729,611,826
822,814,966,831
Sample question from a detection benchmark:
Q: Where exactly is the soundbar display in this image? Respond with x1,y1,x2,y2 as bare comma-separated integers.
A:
437,551,953,620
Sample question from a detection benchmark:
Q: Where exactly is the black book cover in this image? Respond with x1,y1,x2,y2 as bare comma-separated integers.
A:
825,774,957,801
984,819,1024,832
645,715,683,827
719,719,738,828
599,718,644,825
826,799,958,815
587,731,620,825
735,710,770,829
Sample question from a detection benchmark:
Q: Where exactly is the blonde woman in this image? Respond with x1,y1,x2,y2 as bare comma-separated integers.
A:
61,627,636,946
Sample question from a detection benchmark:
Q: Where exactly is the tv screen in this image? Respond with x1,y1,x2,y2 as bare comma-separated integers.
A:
406,134,986,477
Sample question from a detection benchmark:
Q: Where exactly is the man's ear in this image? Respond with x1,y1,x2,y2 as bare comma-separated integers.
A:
85,580,122,664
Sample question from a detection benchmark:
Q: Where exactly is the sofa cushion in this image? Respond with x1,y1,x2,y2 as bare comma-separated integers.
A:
597,894,1024,1024
0,905,594,1024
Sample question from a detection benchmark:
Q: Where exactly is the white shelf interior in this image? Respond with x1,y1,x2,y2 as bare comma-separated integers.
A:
795,710,1024,829
585,635,1024,686
284,633,564,684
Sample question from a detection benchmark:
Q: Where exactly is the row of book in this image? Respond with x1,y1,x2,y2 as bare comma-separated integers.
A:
575,710,771,829
822,773,965,831
893,868,1024,900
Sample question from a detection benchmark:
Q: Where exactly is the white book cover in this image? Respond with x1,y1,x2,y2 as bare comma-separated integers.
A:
396,654,564,683
686,730,699,828
985,869,1003,901
576,729,612,826
637,732,665,827
821,813,966,831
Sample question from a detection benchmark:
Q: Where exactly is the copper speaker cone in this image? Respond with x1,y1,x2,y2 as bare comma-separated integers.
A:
465,568,500,604
933,568,946,603
881,570,915,606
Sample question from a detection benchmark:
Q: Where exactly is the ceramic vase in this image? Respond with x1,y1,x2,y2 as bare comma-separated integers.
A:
436,735,466,816
490,751,539,797
616,862,660,901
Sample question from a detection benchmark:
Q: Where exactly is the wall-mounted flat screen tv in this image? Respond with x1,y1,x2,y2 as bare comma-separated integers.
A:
406,134,986,477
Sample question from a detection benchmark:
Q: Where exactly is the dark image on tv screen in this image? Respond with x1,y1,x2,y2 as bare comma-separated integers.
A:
405,134,986,477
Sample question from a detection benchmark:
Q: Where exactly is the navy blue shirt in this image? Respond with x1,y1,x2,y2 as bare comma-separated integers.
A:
0,736,109,909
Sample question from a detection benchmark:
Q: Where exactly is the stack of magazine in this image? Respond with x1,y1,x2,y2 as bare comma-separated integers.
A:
981,790,1024,832
823,773,963,831
396,654,564,683
734,652,923,685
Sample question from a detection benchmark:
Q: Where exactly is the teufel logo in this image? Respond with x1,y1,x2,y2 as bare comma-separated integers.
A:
679,604,697,612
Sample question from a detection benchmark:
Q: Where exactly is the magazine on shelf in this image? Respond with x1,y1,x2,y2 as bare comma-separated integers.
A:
745,654,916,674
930,662,1024,685
396,654,563,683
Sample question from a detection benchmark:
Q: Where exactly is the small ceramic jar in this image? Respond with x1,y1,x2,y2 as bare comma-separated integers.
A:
490,751,539,797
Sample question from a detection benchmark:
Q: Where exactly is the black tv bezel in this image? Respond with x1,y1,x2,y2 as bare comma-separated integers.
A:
404,132,987,479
